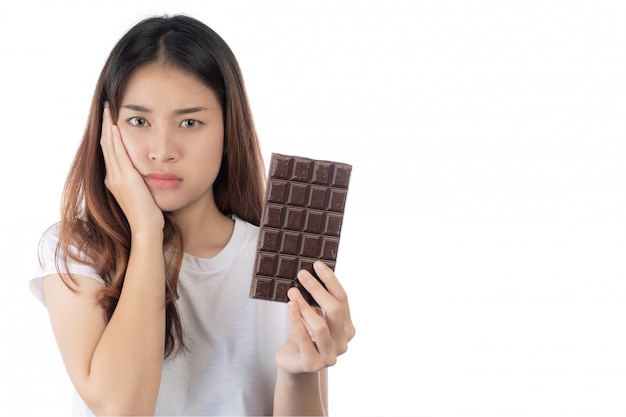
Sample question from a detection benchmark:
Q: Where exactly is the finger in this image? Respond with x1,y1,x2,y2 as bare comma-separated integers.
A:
298,263,349,323
296,268,334,311
313,261,349,306
110,124,134,171
286,291,322,361
100,102,120,177
288,287,322,341
288,288,336,366
312,261,355,340
102,106,135,179
297,266,355,348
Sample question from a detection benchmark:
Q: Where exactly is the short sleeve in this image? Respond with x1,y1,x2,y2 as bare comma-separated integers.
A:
30,223,104,306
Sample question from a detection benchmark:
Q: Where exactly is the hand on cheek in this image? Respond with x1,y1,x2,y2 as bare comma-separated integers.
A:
100,102,164,233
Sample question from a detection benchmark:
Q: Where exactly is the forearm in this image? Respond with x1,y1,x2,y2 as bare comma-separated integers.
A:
273,368,328,416
86,231,166,415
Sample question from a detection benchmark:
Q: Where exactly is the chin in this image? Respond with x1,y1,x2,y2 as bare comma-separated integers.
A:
154,200,184,214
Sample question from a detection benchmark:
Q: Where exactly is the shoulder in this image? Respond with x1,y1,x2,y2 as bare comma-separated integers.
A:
30,222,104,306
37,222,62,263
30,222,62,305
37,221,92,268
232,215,260,251
236,215,259,236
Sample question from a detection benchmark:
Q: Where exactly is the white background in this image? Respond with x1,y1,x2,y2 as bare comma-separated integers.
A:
1,1,625,416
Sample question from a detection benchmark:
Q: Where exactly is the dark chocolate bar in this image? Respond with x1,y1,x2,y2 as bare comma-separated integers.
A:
249,153,352,305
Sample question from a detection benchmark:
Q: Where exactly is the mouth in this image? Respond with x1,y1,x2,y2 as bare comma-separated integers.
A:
144,172,183,189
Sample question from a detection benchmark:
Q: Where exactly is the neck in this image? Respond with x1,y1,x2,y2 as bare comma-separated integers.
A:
169,197,235,259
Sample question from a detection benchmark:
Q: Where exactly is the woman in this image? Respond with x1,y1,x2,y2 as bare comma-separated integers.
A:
30,14,355,416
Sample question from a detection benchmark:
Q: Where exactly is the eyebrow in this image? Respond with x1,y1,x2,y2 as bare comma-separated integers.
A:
121,104,209,115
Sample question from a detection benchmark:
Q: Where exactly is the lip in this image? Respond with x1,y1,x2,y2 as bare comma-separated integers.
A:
144,172,183,189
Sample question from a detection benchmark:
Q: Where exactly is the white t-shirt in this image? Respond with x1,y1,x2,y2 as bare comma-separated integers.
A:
30,216,291,416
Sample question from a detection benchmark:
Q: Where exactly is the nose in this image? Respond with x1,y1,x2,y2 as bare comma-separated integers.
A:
149,128,177,162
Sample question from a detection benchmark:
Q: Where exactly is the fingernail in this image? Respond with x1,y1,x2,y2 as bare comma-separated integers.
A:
297,271,309,282
288,287,300,300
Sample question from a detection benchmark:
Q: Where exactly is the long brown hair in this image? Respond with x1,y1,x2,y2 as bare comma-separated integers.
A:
57,14,266,357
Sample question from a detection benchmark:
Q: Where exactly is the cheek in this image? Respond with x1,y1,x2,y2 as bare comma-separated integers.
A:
117,127,145,164
188,140,224,179
193,128,224,163
196,143,224,169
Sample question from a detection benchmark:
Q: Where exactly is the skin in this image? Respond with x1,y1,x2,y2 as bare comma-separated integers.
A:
43,63,355,416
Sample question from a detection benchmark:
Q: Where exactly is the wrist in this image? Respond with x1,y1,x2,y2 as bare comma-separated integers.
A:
130,228,164,244
274,368,326,416
276,366,319,387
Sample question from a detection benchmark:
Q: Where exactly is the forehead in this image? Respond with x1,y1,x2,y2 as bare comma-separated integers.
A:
121,63,220,108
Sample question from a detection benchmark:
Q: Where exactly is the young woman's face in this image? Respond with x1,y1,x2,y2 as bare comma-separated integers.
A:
116,63,224,214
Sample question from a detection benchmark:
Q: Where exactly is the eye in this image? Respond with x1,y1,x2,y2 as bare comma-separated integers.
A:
180,119,201,128
128,117,150,127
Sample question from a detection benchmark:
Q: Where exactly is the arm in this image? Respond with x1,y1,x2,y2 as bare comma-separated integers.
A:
273,261,355,416
44,231,165,415
44,103,167,415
